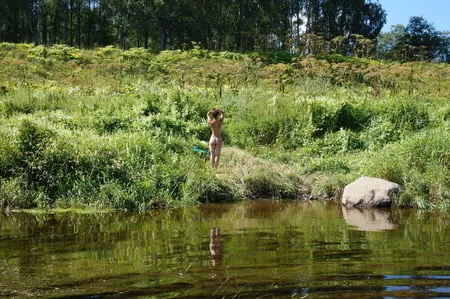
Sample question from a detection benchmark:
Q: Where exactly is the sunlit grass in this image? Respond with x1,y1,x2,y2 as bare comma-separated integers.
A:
0,43,449,210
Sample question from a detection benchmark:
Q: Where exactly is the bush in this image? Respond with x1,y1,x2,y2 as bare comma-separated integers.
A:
360,151,407,185
182,159,234,203
228,116,279,147
308,101,372,137
334,102,371,131
311,174,349,199
94,115,133,134
360,118,401,149
17,120,54,191
0,178,33,209
308,101,337,136
360,127,449,207
96,181,136,211
246,51,294,64
310,157,350,174
383,99,429,131
0,132,19,178
401,128,449,172
141,92,163,116
244,168,299,199
3,90,69,116
319,129,365,154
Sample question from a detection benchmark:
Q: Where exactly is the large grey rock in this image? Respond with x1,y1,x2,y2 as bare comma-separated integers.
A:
341,176,401,208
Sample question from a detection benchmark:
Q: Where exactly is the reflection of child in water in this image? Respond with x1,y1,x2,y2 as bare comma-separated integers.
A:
209,227,223,271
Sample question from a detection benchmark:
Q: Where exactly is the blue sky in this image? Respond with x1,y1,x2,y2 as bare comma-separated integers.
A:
377,0,450,32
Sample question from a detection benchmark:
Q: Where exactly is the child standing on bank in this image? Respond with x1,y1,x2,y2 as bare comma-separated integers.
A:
207,108,224,168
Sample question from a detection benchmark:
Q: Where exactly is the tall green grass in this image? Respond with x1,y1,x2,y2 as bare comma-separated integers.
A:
0,43,449,211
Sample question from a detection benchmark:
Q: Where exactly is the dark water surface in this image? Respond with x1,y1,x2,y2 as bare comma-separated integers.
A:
1,200,449,298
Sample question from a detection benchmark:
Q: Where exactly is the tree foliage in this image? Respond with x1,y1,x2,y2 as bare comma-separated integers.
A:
377,17,450,62
0,0,386,54
305,0,386,40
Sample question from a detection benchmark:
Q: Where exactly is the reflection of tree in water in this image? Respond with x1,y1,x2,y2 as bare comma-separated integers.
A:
209,227,223,279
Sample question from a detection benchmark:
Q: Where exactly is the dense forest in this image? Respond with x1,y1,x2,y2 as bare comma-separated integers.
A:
1,0,449,61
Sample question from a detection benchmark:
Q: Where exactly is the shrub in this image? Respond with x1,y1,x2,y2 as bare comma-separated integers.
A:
48,44,82,61
311,174,349,199
398,128,449,207
249,118,280,145
96,181,136,211
334,102,371,131
18,119,53,155
308,101,372,137
3,90,69,116
94,46,122,60
359,127,449,207
360,118,401,149
310,157,350,174
0,132,19,178
259,51,295,64
244,168,299,199
0,178,33,209
401,127,449,172
38,138,81,200
182,158,234,203
360,151,407,185
277,122,315,150
383,99,429,131
228,116,279,147
4,92,37,116
141,92,163,116
319,129,365,154
94,115,133,134
0,43,33,59
308,101,336,136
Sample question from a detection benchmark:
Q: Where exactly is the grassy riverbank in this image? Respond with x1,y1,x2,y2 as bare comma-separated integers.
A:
0,43,449,211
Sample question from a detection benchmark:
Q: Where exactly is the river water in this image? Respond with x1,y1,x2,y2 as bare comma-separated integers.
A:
0,200,449,298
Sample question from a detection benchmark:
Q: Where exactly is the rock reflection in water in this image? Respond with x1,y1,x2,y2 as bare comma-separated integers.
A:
342,207,397,231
